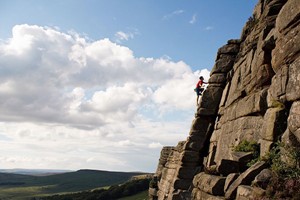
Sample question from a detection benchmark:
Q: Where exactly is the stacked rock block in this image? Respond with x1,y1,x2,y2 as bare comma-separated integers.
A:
152,40,239,200
156,146,176,180
150,147,175,200
195,0,300,199
269,0,300,148
152,0,300,199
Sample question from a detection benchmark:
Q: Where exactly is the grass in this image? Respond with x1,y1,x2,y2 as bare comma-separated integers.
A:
0,185,54,200
0,169,147,200
117,190,148,200
0,185,79,200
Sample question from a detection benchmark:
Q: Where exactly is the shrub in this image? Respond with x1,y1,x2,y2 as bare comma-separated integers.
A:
233,140,260,167
261,142,300,199
263,142,300,178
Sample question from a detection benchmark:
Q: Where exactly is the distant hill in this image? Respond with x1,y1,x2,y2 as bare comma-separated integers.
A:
0,169,150,200
0,168,73,176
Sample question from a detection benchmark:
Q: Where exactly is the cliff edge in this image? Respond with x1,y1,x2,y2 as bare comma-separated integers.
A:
149,0,300,199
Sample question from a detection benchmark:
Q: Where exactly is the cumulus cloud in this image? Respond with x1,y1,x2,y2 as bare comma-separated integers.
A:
0,24,210,172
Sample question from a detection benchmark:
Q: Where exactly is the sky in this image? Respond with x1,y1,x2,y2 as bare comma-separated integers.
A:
0,0,257,172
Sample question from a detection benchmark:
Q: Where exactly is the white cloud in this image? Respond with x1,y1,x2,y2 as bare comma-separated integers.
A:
118,140,133,146
148,142,162,149
204,26,214,31
162,10,184,20
114,29,139,43
153,73,196,111
189,14,197,24
0,24,210,172
115,31,133,41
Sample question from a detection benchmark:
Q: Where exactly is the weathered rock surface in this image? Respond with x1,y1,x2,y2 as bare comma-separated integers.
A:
236,185,265,200
288,101,300,142
150,0,300,199
224,173,239,193
253,169,273,190
156,147,175,179
225,161,268,199
149,188,158,200
216,159,240,176
192,189,225,200
193,172,226,196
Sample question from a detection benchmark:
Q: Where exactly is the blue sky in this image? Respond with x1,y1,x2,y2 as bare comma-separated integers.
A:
0,0,257,69
0,0,257,172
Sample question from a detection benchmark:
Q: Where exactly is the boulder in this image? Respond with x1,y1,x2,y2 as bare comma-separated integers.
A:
156,147,175,178
253,169,273,189
211,54,236,75
209,73,227,85
225,161,268,199
260,107,287,141
184,138,205,152
231,152,253,163
218,43,240,55
192,189,225,200
276,0,299,33
216,159,240,176
190,116,215,132
219,82,231,111
206,143,218,167
236,185,265,200
214,116,264,164
234,89,268,119
286,57,300,101
259,139,273,158
193,172,226,196
226,88,268,119
184,136,208,152
177,166,201,179
244,64,273,94
173,178,192,190
267,65,288,106
227,39,241,44
197,86,224,116
272,3,300,71
172,190,191,200
225,66,245,106
224,173,239,193
181,150,200,163
282,128,300,148
288,101,300,142
264,0,286,17
231,151,254,172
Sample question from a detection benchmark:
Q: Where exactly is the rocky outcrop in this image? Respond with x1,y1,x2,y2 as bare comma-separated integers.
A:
150,0,300,199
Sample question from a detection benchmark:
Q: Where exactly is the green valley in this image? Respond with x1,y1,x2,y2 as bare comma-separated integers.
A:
0,170,150,200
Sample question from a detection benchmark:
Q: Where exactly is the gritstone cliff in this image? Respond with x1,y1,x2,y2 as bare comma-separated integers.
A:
149,0,300,199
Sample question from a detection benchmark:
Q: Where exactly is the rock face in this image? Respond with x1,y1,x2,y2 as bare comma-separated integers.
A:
150,0,300,199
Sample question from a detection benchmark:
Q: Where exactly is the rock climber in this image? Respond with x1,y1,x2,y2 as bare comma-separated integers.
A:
195,76,207,105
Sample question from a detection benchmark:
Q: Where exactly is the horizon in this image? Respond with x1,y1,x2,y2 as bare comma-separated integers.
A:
0,168,152,174
0,0,257,172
